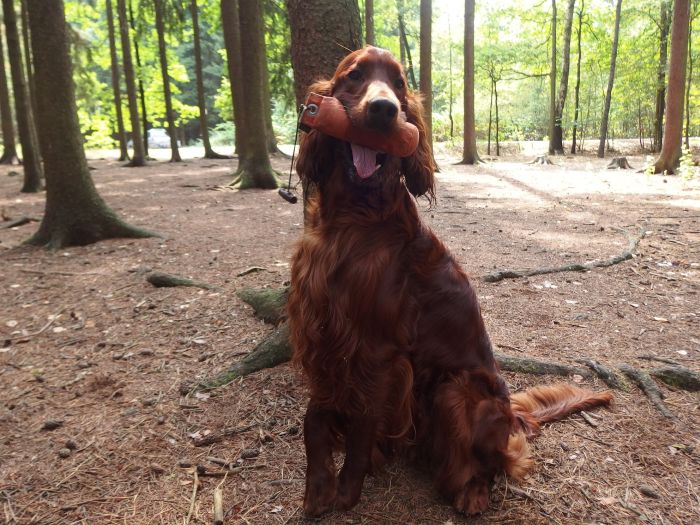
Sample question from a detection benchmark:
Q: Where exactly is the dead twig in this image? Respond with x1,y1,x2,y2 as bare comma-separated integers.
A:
184,468,199,525
213,487,224,525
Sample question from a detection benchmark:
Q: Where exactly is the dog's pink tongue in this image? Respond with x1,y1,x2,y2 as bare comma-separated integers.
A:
351,143,379,179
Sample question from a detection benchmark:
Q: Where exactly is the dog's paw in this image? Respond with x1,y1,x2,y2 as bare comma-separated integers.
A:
452,478,490,515
303,474,338,518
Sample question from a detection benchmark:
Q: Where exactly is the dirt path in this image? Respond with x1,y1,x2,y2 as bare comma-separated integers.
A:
1,151,698,524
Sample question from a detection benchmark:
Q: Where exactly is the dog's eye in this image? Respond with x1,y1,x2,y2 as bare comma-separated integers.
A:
395,78,405,89
347,69,362,81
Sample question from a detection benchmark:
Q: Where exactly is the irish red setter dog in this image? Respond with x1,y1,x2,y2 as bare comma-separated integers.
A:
287,46,612,517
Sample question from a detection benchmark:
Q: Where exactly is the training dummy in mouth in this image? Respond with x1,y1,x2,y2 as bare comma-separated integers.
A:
300,93,420,158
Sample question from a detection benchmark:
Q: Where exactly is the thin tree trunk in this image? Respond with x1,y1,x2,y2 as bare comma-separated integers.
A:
128,0,149,157
653,1,671,153
117,0,145,166
365,0,374,45
548,0,557,155
654,0,691,173
420,0,432,146
487,77,493,155
106,0,129,161
460,0,480,163
571,0,583,154
236,0,278,189
259,13,277,153
685,12,693,149
398,0,406,67
154,0,181,162
190,0,223,159
495,79,500,156
552,0,575,154
25,0,156,249
221,0,245,156
448,16,453,138
397,6,417,91
2,0,42,192
0,24,18,164
19,0,35,119
597,0,622,158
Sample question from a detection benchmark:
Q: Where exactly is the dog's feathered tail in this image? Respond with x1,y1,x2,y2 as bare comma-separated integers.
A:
504,384,613,479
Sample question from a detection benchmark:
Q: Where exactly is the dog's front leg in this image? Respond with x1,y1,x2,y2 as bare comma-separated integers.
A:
302,402,338,517
335,414,377,511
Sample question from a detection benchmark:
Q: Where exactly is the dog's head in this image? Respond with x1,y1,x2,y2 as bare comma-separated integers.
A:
296,46,435,202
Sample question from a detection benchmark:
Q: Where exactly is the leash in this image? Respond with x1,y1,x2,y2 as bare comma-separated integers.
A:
278,102,315,204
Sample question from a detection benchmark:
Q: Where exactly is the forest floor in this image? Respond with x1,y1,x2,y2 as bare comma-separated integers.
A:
1,144,699,525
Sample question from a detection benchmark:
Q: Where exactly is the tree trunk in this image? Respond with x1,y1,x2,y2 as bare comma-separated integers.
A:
548,0,557,155
106,0,129,162
495,79,500,156
25,0,156,249
235,0,278,189
221,0,245,156
398,0,406,67
685,11,693,149
128,0,149,157
19,0,35,119
419,0,432,146
396,0,418,91
448,17,453,137
365,0,374,45
570,0,583,154
460,0,480,163
653,1,671,153
259,11,277,154
597,0,622,159
190,0,222,159
552,0,575,154
2,0,42,192
154,0,181,162
117,0,145,166
287,0,362,107
487,77,493,155
654,0,690,173
0,24,18,164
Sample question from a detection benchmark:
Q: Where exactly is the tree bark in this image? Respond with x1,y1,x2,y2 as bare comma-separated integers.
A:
597,0,622,159
460,0,480,164
653,1,671,153
548,0,557,155
420,0,432,146
128,0,149,157
495,79,500,156
286,0,362,107
685,9,693,149
365,0,374,45
397,4,417,90
154,0,181,162
2,0,42,192
654,0,690,173
221,0,246,156
19,0,35,119
570,0,584,154
551,0,575,154
235,0,278,189
0,24,18,164
106,0,129,161
25,0,157,249
117,0,145,166
259,10,277,154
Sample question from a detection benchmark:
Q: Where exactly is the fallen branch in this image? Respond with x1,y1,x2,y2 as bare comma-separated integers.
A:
482,228,645,283
618,363,676,419
495,352,590,378
237,287,288,324
189,424,255,447
185,469,199,525
1,216,37,229
650,366,700,392
146,271,217,291
213,487,224,525
576,358,628,390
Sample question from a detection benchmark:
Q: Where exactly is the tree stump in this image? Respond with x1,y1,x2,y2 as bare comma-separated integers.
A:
527,155,554,165
607,157,633,169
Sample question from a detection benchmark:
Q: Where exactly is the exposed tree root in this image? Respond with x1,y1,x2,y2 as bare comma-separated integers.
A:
236,287,287,324
618,363,676,419
482,227,645,283
651,366,700,392
607,157,633,169
26,219,159,250
527,155,555,165
2,216,37,229
494,352,590,378
146,271,217,290
576,358,629,390
204,151,232,160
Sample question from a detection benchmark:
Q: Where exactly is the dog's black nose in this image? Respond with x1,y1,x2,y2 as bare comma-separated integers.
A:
367,97,398,129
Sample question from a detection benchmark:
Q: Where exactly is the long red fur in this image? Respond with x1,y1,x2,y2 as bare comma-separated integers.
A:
287,46,612,518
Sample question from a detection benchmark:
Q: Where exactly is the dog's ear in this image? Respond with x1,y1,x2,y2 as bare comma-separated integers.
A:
402,91,436,203
295,80,334,185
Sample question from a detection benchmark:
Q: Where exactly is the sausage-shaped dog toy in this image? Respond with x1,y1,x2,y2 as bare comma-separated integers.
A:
299,93,420,158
